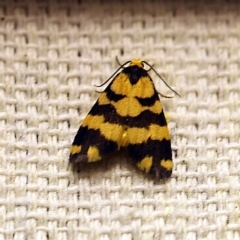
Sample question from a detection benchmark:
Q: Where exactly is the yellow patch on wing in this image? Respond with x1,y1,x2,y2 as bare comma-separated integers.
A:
112,97,162,117
113,97,142,117
149,100,162,114
100,122,124,144
82,114,124,146
137,156,153,173
127,124,170,144
127,127,148,144
70,145,82,155
98,92,110,105
111,74,155,98
87,146,102,162
160,159,173,171
149,124,170,141
82,114,104,129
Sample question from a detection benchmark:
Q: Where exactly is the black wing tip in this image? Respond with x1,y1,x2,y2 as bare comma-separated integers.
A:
69,154,88,163
150,167,172,179
159,170,172,179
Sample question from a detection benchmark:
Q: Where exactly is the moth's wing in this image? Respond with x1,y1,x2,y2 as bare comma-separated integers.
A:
126,92,173,179
69,76,125,163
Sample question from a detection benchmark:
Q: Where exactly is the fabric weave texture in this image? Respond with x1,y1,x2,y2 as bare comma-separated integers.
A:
0,1,240,240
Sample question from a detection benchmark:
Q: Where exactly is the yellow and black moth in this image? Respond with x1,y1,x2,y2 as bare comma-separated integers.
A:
69,59,178,179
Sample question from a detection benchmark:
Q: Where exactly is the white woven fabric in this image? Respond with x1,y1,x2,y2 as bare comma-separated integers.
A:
0,1,240,239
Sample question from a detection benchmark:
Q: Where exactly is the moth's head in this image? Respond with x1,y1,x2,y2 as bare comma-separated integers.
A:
129,59,144,68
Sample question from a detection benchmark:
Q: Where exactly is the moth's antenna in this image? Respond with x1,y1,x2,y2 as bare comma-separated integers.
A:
142,61,180,97
95,60,131,87
116,56,122,67
145,62,155,72
157,91,174,98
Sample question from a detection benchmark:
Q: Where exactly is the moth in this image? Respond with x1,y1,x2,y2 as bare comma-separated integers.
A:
69,59,179,178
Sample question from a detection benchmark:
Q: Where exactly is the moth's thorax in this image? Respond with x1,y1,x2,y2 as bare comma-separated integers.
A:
122,65,148,85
